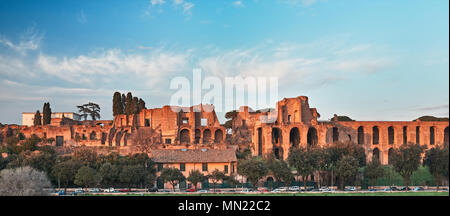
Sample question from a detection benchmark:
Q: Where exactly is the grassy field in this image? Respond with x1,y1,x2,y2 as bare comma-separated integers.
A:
82,191,449,196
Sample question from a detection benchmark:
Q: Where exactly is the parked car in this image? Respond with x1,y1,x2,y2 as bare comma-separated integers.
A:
399,186,412,191
413,187,424,191
277,187,288,192
147,187,158,192
271,188,283,192
390,186,399,191
319,187,332,192
344,186,356,191
185,188,197,192
88,188,100,193
198,190,208,193
368,188,377,192
119,188,131,192
103,188,116,193
289,186,300,191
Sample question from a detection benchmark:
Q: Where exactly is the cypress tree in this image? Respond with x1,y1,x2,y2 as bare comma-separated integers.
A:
132,97,139,114
138,98,146,111
42,102,52,125
113,92,123,116
125,92,133,115
33,110,42,126
121,94,126,112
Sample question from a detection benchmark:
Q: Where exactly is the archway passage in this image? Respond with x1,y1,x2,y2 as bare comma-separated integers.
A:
194,129,201,144
430,127,435,145
307,127,318,147
358,126,364,145
445,127,449,146
388,148,394,165
272,128,283,159
388,126,394,145
332,127,339,143
90,131,97,140
289,127,300,147
180,129,190,144
373,126,379,145
403,126,408,144
203,129,211,144
416,126,420,144
258,128,263,156
372,148,380,161
214,129,223,143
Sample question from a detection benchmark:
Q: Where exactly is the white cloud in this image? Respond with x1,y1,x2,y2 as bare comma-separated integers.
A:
151,0,166,6
182,2,194,14
232,1,245,8
0,28,43,55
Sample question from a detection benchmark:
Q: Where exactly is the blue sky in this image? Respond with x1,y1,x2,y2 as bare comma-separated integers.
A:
0,0,448,124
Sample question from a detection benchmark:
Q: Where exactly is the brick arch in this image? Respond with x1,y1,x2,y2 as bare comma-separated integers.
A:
430,126,435,145
214,129,223,143
444,127,449,146
307,127,318,147
358,126,364,144
289,127,300,147
388,126,395,145
372,147,380,161
372,126,379,145
203,129,211,144
180,128,190,144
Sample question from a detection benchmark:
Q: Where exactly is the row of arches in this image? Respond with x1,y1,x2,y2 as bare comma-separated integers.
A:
179,128,224,144
357,126,449,146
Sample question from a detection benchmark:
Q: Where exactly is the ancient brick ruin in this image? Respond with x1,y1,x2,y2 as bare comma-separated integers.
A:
1,96,448,164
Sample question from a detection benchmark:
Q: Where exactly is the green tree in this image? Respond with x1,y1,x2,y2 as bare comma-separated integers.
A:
119,165,146,188
74,166,100,190
187,170,205,190
77,102,101,121
98,163,120,187
237,157,268,191
423,146,448,190
364,159,385,189
266,156,293,189
159,167,186,192
207,169,226,192
42,102,51,125
390,143,426,191
33,110,41,126
138,98,146,111
113,92,124,116
335,155,359,190
288,147,317,190
51,160,82,190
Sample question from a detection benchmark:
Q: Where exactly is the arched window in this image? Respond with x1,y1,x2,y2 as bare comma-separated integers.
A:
332,127,339,143
388,126,394,145
307,127,318,147
214,129,223,143
416,126,420,144
403,126,407,144
203,129,211,144
358,126,364,144
430,127,435,145
180,129,190,144
194,129,201,144
289,127,300,147
372,148,380,161
257,128,263,156
388,148,394,165
373,126,379,145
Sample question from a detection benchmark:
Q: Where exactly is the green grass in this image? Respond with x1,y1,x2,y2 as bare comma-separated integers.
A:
82,191,449,196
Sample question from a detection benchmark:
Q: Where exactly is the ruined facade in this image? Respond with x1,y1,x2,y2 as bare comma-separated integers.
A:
2,104,228,154
232,96,449,165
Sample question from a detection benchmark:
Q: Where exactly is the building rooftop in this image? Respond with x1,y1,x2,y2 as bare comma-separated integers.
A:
151,149,237,163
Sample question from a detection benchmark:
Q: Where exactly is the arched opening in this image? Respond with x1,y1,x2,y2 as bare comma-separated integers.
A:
388,148,394,165
266,177,275,190
332,127,339,143
445,127,449,146
388,126,394,145
257,127,263,156
430,127,435,145
372,148,380,161
89,131,97,140
272,128,283,159
289,127,300,147
101,132,107,145
214,129,223,143
358,126,364,145
203,129,211,144
180,129,190,144
373,126,379,145
123,133,130,146
416,126,420,144
307,127,318,148
115,131,122,146
194,129,201,144
403,126,407,144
